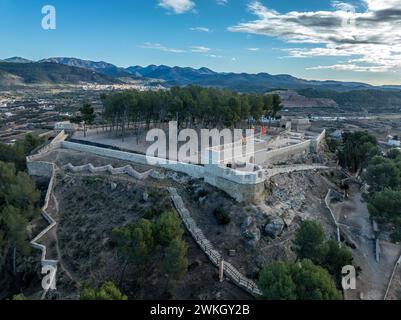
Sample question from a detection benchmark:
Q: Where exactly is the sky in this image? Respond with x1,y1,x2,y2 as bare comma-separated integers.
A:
1,0,401,85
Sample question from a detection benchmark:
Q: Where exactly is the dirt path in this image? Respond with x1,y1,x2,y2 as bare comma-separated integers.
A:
332,186,401,300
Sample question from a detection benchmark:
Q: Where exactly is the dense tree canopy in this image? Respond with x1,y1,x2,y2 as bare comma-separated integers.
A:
101,86,283,140
259,261,297,300
363,156,401,193
368,189,401,225
80,281,128,300
155,212,184,247
0,161,40,272
293,220,325,261
293,221,353,283
112,218,154,264
112,210,188,284
319,240,353,283
338,132,379,173
0,134,44,171
163,238,188,280
259,260,342,300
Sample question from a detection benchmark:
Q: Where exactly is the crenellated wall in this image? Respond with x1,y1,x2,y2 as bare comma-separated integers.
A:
61,141,205,179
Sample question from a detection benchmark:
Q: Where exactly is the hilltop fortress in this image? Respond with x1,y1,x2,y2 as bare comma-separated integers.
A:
27,123,327,203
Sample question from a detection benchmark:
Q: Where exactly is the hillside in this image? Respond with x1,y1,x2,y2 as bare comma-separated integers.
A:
39,57,132,78
4,56,388,92
2,56,401,98
0,62,120,87
126,65,380,92
298,88,401,112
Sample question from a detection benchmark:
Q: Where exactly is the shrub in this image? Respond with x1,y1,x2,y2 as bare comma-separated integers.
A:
259,260,342,300
213,208,231,225
163,238,188,280
390,229,401,243
155,212,184,246
293,220,325,261
80,281,128,300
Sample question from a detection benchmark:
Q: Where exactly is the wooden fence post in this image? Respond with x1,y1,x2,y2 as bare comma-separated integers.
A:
219,259,224,283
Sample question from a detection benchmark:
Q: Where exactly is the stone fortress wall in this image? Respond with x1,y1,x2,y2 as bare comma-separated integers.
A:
26,128,328,297
29,129,327,203
61,141,205,179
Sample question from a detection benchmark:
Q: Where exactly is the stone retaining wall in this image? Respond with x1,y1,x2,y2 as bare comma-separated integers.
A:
325,189,342,248
29,162,58,267
63,163,153,180
62,140,266,202
61,141,205,179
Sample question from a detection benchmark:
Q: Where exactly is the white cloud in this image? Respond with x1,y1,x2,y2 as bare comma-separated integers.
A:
139,42,185,53
228,0,401,73
331,1,356,12
158,0,195,14
247,47,260,51
190,27,212,33
216,0,228,5
205,54,223,58
191,46,211,53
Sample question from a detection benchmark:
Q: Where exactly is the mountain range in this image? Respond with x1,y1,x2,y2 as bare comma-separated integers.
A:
0,56,400,92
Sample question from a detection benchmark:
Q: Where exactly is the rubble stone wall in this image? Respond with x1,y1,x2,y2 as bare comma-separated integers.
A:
61,141,205,179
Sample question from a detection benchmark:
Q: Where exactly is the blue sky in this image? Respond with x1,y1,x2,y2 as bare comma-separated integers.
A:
1,0,400,85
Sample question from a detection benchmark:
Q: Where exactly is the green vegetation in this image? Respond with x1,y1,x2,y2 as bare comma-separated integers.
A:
260,220,352,300
80,281,128,300
155,212,184,246
259,260,342,300
363,156,401,193
0,61,118,86
72,103,96,137
298,88,401,111
337,131,379,172
329,130,401,241
293,221,353,283
368,189,401,225
12,293,28,300
293,220,325,261
258,261,297,300
213,207,231,225
163,238,188,280
112,211,188,284
112,219,154,264
101,86,283,140
0,134,43,297
0,161,40,273
359,149,401,233
0,133,44,171
319,240,354,283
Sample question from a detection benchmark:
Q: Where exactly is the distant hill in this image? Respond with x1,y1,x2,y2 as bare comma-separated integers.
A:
39,57,133,78
0,62,120,87
2,56,401,93
4,57,33,63
298,88,401,112
126,65,380,92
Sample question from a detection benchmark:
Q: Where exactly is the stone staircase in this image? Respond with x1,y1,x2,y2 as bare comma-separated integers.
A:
169,187,262,297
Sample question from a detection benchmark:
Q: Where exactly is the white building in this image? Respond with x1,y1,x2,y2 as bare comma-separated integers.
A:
54,121,76,135
387,135,401,147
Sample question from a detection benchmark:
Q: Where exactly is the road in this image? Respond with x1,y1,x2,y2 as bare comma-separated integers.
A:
331,186,401,300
